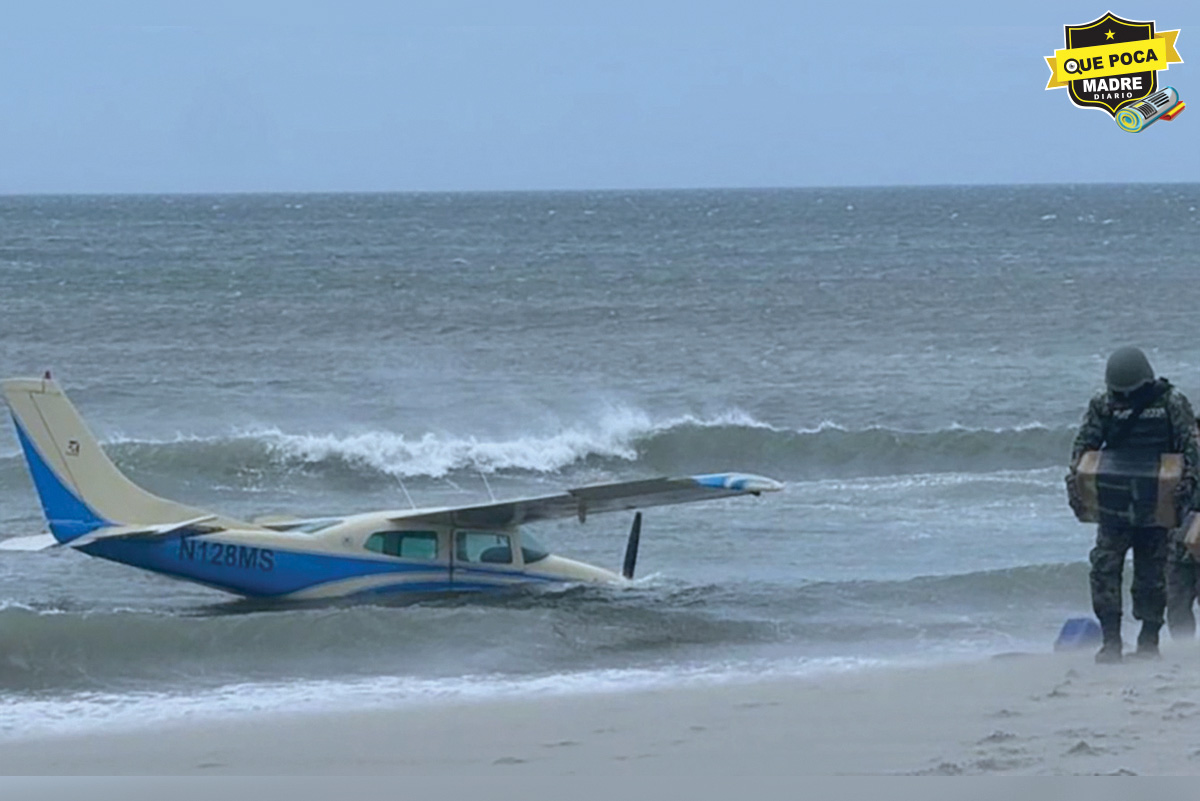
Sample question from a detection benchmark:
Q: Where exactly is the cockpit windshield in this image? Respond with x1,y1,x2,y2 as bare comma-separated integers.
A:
521,531,551,563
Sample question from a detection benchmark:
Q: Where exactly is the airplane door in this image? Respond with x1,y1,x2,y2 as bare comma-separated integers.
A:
451,529,522,588
361,528,451,592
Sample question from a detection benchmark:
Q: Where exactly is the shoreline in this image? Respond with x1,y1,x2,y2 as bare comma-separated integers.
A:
4,648,1200,775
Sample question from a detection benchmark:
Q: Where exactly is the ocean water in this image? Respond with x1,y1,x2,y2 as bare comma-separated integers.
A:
2,185,1199,739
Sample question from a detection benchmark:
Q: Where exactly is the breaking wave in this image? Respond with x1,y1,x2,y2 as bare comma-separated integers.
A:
0,410,1075,485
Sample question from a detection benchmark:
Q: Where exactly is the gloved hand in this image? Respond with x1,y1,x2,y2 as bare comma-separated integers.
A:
1065,472,1086,521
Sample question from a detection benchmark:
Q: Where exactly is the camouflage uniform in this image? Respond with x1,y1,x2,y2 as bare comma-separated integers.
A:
1071,380,1200,630
1166,533,1200,639
1167,416,1200,639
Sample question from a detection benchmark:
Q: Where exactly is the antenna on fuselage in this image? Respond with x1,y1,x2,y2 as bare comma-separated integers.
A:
396,475,417,510
479,471,497,502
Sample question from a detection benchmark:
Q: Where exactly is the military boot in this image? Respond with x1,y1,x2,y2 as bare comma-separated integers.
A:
1095,616,1123,664
1131,623,1161,660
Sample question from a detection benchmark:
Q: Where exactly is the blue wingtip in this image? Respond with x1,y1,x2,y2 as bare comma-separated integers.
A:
692,472,784,493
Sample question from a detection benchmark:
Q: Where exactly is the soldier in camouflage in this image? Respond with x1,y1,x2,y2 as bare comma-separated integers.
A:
1167,415,1200,640
1167,529,1200,639
1068,346,1200,663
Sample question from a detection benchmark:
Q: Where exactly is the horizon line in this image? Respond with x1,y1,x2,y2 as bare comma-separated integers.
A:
2,178,1198,198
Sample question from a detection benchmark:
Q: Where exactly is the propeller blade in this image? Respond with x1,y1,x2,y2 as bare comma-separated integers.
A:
622,511,642,580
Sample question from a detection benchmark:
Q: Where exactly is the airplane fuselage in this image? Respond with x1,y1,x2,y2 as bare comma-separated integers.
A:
79,513,621,600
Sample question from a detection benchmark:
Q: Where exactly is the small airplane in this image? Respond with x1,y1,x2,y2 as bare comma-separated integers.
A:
1,374,783,600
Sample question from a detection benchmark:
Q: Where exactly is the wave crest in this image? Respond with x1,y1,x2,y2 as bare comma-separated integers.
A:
0,410,1075,484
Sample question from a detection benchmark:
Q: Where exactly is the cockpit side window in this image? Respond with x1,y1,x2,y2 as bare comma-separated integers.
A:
455,531,513,565
520,531,551,564
364,530,439,560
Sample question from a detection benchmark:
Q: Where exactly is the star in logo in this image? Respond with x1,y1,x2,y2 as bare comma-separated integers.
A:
1105,30,1115,40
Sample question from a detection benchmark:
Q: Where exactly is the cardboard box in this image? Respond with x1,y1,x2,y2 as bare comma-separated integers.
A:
1074,450,1182,528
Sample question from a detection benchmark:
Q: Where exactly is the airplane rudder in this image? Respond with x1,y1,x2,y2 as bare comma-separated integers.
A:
3,377,112,542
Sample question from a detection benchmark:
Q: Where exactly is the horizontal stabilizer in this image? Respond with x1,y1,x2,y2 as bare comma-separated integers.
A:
0,533,59,552
68,515,221,548
391,472,783,528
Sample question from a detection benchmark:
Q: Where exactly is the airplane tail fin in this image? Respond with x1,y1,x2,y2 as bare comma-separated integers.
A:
2,375,205,543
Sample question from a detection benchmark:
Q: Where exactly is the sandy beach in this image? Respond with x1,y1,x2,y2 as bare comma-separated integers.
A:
5,647,1200,776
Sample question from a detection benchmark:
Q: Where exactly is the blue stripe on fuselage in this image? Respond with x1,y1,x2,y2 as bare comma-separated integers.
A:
78,538,553,598
10,415,110,541
452,564,558,583
81,537,450,597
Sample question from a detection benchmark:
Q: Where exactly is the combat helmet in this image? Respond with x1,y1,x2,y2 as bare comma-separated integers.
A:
1105,346,1155,394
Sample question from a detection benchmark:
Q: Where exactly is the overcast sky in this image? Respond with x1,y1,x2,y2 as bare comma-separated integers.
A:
2,1,1197,193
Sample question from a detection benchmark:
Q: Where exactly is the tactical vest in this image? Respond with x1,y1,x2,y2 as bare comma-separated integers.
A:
1103,384,1173,454
1092,382,1177,527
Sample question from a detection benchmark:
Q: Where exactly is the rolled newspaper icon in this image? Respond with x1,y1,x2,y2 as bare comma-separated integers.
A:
1116,86,1182,133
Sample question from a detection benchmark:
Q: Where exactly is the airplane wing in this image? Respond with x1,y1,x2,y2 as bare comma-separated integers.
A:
390,472,782,529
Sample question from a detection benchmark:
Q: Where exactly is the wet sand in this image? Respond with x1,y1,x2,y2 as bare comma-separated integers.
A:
4,649,1200,775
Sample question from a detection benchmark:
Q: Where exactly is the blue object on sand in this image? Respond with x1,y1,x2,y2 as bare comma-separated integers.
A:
1054,617,1102,651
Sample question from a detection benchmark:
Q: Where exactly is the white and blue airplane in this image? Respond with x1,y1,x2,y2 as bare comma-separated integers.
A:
1,375,782,600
